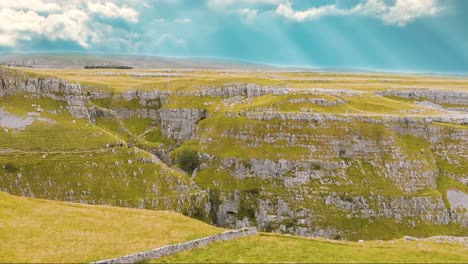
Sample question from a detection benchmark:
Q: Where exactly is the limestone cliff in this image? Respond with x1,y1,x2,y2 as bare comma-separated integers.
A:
1,67,467,240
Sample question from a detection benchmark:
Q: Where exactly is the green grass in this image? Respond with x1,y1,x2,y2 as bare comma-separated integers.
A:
153,233,468,263
0,191,222,263
122,117,154,137
94,116,131,141
0,93,194,208
316,214,466,241
343,160,405,196
0,148,190,203
2,66,468,246
0,95,120,151
195,168,265,192
143,128,169,144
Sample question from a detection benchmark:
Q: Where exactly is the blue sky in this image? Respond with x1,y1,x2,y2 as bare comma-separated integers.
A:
0,0,467,74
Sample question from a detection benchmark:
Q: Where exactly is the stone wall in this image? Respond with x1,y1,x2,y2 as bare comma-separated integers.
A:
92,227,258,264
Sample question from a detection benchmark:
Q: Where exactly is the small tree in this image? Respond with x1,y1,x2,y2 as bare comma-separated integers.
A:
178,149,200,174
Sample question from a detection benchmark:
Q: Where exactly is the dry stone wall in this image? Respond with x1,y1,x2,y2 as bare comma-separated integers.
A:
92,228,258,264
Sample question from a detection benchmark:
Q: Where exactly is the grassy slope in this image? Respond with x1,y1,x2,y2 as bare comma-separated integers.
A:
0,93,195,206
153,233,468,263
1,67,466,240
0,191,222,263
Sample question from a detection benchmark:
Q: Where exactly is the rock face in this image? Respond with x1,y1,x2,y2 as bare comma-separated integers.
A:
159,108,207,141
1,67,467,240
0,69,172,122
178,83,361,98
0,109,36,129
198,109,468,237
377,89,468,105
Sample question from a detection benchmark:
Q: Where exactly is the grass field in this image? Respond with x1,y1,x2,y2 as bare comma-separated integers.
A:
153,233,468,263
18,67,468,92
0,191,222,263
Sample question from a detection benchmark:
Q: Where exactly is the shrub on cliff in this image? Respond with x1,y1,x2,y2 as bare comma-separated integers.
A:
178,149,200,174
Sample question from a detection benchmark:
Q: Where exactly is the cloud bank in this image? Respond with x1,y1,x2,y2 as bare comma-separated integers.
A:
0,0,448,50
275,0,443,27
0,0,139,48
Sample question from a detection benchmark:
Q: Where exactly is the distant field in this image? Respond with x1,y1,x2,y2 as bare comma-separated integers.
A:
18,67,468,92
153,233,468,263
0,192,222,263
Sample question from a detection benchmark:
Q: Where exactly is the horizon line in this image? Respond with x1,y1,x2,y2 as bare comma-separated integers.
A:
1,51,467,78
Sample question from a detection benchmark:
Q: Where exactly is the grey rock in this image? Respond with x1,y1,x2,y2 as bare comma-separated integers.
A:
447,190,468,209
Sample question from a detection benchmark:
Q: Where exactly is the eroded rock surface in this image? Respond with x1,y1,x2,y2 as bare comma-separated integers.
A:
1,68,467,240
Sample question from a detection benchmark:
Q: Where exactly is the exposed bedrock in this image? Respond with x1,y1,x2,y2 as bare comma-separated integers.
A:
195,110,467,237
159,108,207,141
377,88,468,105
239,111,468,125
1,69,467,239
0,73,172,122
210,189,468,239
177,83,361,98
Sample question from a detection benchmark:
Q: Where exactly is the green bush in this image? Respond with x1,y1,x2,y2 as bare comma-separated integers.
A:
178,149,200,174
3,163,18,173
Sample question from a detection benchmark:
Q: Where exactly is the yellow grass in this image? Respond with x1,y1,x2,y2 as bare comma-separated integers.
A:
0,191,222,263
18,67,468,92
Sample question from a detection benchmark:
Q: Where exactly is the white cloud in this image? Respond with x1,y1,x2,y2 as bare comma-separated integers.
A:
0,0,61,12
0,1,141,48
87,2,138,23
207,0,284,9
276,2,344,21
0,8,45,46
41,9,91,47
275,0,443,26
380,0,441,26
0,7,91,48
174,18,192,23
236,8,258,23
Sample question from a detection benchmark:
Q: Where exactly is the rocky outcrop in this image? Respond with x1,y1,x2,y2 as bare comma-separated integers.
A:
288,97,345,106
238,111,468,125
0,69,171,121
177,83,361,98
0,109,55,130
120,90,170,106
217,157,346,187
447,190,468,210
211,188,468,239
377,89,468,105
195,107,468,237
2,67,467,240
159,108,207,141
